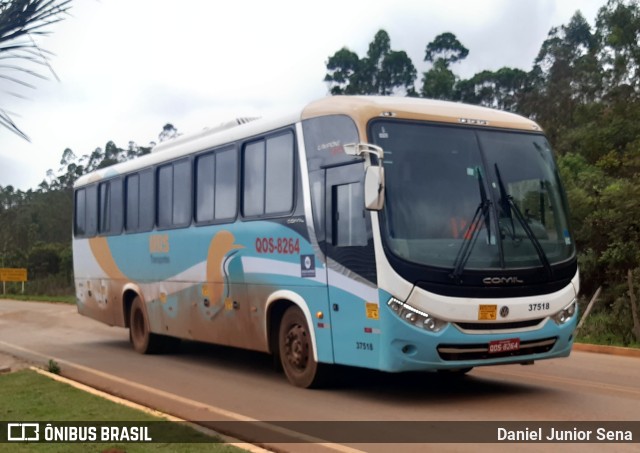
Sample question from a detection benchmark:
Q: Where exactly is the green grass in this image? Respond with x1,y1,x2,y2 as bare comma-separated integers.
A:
0,370,244,452
575,310,640,348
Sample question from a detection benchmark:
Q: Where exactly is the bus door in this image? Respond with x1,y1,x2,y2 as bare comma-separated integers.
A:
324,162,379,368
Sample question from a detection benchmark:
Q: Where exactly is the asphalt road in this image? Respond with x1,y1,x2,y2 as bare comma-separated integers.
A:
0,299,639,453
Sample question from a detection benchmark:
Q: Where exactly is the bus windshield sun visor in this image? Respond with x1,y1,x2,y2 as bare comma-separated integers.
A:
449,167,492,282
494,163,553,280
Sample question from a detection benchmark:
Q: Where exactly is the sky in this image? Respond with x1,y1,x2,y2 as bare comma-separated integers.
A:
0,0,606,191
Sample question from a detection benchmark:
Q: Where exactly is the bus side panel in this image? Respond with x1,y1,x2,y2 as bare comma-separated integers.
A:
327,277,381,369
230,220,332,358
87,220,331,356
74,237,119,326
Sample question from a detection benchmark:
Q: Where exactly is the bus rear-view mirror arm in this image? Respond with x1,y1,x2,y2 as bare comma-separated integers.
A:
344,143,385,211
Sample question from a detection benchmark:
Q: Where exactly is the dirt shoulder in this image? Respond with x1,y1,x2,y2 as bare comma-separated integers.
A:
0,351,32,374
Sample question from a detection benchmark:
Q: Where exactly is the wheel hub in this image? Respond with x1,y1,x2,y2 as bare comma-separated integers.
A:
285,325,308,369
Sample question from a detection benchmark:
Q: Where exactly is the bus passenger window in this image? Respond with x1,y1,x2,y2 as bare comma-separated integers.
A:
98,179,123,235
99,182,111,234
126,174,140,231
265,133,294,214
139,170,154,231
197,147,238,223
74,188,86,236
85,185,98,237
173,160,191,225
157,160,191,228
214,148,237,220
243,141,266,216
242,131,294,218
196,153,215,223
157,165,173,228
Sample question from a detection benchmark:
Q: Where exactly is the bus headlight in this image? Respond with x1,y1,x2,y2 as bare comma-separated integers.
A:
552,299,577,325
387,297,448,333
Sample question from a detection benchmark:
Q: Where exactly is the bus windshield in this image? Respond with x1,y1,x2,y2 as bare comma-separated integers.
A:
370,120,575,271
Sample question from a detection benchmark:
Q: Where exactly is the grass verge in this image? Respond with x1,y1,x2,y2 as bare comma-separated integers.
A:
0,369,244,452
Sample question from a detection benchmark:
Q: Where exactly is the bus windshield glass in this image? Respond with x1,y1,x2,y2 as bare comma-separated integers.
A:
371,120,575,271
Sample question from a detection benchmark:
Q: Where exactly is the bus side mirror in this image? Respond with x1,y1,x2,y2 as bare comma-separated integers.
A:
365,166,385,211
343,143,385,210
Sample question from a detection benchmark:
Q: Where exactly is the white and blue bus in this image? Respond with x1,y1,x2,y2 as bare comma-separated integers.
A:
72,96,579,387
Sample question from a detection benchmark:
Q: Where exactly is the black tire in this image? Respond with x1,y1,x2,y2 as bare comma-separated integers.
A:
129,296,163,354
278,306,328,388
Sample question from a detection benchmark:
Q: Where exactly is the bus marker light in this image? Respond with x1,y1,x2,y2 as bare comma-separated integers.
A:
424,318,436,330
387,297,447,333
458,117,489,126
552,299,577,325
316,311,324,319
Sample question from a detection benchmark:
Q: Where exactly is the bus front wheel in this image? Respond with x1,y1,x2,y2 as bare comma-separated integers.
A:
278,306,328,388
129,296,162,354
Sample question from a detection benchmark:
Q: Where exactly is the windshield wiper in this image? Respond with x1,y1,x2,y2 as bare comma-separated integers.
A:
450,168,491,282
494,164,553,279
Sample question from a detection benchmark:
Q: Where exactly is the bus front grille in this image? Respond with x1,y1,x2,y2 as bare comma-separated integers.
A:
454,318,545,331
437,337,557,361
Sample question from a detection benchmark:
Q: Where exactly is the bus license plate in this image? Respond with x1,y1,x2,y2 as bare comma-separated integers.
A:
488,338,520,354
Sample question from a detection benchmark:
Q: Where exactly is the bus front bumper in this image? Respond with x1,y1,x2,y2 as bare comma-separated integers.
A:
378,313,577,372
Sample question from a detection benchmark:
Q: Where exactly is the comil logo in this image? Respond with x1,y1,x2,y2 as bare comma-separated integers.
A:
482,276,524,285
7,423,40,442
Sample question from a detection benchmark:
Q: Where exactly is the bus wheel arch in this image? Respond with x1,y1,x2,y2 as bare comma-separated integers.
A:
265,292,328,388
128,295,164,354
267,299,292,358
122,288,140,328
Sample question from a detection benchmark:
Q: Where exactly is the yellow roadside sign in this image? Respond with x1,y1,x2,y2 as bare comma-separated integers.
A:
0,268,28,282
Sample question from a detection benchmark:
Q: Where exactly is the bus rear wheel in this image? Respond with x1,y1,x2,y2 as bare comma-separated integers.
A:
129,296,163,354
278,306,328,388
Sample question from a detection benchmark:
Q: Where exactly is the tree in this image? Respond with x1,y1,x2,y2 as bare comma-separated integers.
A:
455,67,529,111
521,12,601,146
421,32,468,99
424,32,469,66
0,0,72,140
0,123,170,295
127,140,151,159
596,0,640,99
159,123,179,142
421,60,456,99
360,30,417,95
324,47,363,95
324,29,417,96
320,10,640,344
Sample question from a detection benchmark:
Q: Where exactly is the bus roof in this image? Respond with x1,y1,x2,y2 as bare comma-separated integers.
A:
74,96,542,188
302,96,541,132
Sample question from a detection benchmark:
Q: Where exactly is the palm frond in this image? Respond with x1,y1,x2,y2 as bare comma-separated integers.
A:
0,107,29,140
0,0,72,140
